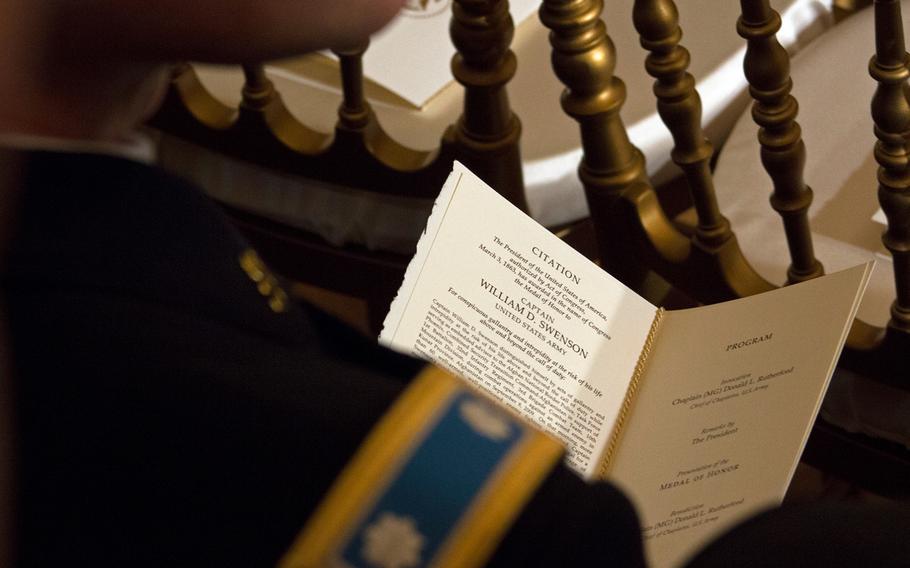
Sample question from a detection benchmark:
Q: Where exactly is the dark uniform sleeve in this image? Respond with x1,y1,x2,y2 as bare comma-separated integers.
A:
6,152,646,567
492,466,645,567
278,366,645,568
683,501,910,568
10,289,645,567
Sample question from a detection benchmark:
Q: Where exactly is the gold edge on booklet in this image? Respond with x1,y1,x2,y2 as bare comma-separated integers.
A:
595,307,665,480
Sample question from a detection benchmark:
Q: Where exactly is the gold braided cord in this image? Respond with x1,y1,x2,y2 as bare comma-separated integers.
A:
596,308,665,479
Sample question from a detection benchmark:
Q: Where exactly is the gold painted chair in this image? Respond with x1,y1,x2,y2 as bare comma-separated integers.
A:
540,0,910,494
153,0,526,332
152,0,831,332
150,0,910,495
710,0,910,495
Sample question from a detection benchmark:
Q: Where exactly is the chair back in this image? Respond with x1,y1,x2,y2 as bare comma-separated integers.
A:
152,3,525,332
547,0,910,495
152,0,910,492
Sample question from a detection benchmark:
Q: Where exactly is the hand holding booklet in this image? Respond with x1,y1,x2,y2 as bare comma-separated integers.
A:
380,162,871,567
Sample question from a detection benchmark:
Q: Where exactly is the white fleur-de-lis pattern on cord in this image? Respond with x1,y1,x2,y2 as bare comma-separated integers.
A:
361,512,425,568
459,398,512,441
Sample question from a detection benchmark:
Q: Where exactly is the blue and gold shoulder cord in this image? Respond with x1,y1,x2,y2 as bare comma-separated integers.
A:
278,366,564,568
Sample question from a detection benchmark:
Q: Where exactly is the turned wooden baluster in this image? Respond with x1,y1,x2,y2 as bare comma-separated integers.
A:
539,0,652,283
871,0,910,334
237,64,332,157
241,64,274,112
738,0,824,283
633,0,732,249
539,0,647,201
450,0,527,211
334,42,371,131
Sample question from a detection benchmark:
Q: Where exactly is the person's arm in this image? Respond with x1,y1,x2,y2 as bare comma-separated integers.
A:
50,0,407,63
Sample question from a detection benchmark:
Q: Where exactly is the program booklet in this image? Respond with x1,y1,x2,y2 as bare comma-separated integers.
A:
380,161,871,567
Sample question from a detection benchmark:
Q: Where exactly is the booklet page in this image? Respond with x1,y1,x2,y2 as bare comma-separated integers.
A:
608,263,872,568
381,162,657,477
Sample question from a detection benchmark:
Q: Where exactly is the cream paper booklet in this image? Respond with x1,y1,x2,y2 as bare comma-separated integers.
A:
380,161,871,567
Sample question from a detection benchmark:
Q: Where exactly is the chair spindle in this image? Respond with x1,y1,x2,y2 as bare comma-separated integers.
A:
333,42,371,130
450,0,526,212
539,0,647,198
234,63,332,160
241,64,275,111
871,0,910,334
738,0,824,284
540,0,774,302
633,0,733,249
539,0,656,288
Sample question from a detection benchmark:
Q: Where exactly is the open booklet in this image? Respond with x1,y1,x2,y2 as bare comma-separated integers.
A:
380,161,872,567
